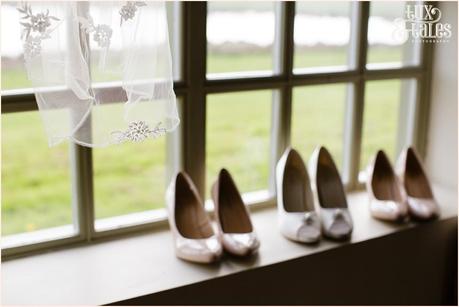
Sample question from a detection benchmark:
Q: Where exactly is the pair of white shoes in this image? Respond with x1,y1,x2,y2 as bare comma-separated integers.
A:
166,169,259,263
276,146,353,243
366,147,440,222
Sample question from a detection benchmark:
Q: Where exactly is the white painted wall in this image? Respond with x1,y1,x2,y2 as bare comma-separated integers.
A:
425,2,458,190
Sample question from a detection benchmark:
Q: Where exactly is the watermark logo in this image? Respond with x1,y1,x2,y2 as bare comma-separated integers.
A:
393,4,452,43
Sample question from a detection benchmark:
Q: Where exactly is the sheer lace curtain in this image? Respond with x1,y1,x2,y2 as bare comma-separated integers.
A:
19,1,179,147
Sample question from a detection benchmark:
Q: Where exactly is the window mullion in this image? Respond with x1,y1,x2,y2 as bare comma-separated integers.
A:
281,2,295,79
70,2,94,241
183,2,207,198
396,78,418,156
343,2,369,188
412,4,435,158
269,2,295,193
70,144,95,241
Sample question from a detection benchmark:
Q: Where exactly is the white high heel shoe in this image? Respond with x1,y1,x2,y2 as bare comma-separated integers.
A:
211,168,260,256
276,148,321,243
366,150,408,222
396,147,439,220
309,146,353,240
166,172,222,263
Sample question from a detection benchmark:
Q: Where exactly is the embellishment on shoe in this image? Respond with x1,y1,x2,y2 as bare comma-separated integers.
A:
119,1,146,26
18,2,60,59
79,16,113,48
111,121,166,143
303,212,315,225
332,208,344,219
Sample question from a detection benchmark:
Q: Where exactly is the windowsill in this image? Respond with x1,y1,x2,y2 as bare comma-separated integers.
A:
1,183,457,305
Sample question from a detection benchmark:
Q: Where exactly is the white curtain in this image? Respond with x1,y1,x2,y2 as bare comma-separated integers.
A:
18,1,179,147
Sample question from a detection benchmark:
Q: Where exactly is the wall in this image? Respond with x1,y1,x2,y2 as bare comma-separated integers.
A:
425,2,458,191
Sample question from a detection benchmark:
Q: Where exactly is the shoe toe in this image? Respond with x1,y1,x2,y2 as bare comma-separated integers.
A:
408,197,439,220
371,200,407,221
326,220,352,239
297,224,321,243
280,212,321,243
177,236,222,263
322,208,353,239
222,233,259,256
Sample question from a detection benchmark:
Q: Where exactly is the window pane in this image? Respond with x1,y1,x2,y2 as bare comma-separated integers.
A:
360,79,410,171
206,91,272,198
1,2,32,90
207,2,277,77
1,111,73,236
291,84,347,171
93,103,168,225
367,2,419,67
294,2,352,72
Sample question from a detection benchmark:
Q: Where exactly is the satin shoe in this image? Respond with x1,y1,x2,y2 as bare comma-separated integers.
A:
309,146,353,240
366,150,408,222
276,148,321,243
166,172,222,263
396,147,439,220
211,169,260,256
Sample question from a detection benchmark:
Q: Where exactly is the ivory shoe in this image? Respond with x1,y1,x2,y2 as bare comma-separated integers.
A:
309,146,353,240
166,172,222,263
276,148,321,243
396,147,439,220
211,169,260,256
366,150,408,222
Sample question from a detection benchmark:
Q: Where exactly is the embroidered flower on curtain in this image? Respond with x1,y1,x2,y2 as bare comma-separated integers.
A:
93,24,112,48
120,1,146,25
18,2,60,59
79,16,113,48
23,36,42,58
111,121,167,143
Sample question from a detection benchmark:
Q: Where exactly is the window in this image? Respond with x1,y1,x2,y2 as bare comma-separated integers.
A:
1,1,182,255
294,2,352,72
206,90,273,198
360,79,417,172
291,84,348,171
1,2,432,258
1,111,74,248
367,1,420,68
93,104,168,230
207,2,278,77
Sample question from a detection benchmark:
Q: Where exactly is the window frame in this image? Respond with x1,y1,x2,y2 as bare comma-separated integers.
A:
1,2,434,259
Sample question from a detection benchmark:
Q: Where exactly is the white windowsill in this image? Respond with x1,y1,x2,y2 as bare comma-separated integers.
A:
1,183,457,305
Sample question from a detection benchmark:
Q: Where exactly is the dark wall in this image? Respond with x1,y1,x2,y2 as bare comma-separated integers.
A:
112,217,457,306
